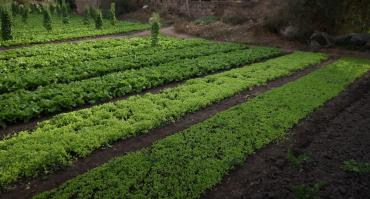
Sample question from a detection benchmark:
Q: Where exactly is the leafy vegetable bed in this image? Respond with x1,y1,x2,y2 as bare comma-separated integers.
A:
34,58,370,199
0,47,282,127
0,37,211,73
0,52,326,189
0,39,246,93
0,14,150,47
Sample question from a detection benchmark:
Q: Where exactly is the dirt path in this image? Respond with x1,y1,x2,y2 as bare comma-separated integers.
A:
203,72,370,199
0,58,335,199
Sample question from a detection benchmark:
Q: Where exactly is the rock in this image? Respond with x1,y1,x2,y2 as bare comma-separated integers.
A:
310,31,334,47
309,40,322,51
366,41,370,49
334,33,370,47
280,25,299,39
350,33,370,46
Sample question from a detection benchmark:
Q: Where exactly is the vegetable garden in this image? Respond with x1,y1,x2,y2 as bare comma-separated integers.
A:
0,1,369,199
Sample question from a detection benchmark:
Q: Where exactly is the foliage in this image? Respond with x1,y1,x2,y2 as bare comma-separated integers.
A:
342,160,370,174
293,182,327,199
280,0,370,35
34,57,370,199
11,1,19,16
61,2,69,24
150,12,160,47
82,7,89,25
20,4,29,23
0,45,281,127
0,51,328,188
42,6,52,31
193,16,219,25
109,2,116,25
287,149,312,169
94,10,103,29
0,39,244,93
0,13,149,47
1,8,12,41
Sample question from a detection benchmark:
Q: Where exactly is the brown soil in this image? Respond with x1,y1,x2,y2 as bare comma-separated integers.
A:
203,72,370,199
0,58,335,199
174,22,370,60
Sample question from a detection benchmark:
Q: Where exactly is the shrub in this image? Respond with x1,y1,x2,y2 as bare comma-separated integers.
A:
95,10,103,29
43,6,52,31
83,8,90,25
23,6,30,23
150,12,160,47
89,6,97,20
11,1,18,17
109,2,117,25
1,8,12,41
61,4,69,24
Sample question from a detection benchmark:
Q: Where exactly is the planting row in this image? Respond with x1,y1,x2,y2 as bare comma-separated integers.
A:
0,37,211,72
0,52,326,189
0,40,246,93
0,47,282,127
34,57,370,199
0,13,150,47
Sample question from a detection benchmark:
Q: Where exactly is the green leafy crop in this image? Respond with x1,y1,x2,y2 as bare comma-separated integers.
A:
35,57,370,199
0,52,326,189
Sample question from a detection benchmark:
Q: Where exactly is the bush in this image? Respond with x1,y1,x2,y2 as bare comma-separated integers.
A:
109,2,117,25
89,6,97,20
95,10,103,29
43,6,52,31
83,8,90,25
19,4,29,23
193,16,219,25
11,1,18,17
1,8,12,41
61,4,69,24
150,13,160,47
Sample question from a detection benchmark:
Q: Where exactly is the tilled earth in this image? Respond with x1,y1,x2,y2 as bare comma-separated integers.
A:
203,74,370,199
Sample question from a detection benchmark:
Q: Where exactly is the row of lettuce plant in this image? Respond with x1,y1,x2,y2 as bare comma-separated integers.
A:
0,52,326,189
0,41,246,93
0,37,212,72
34,57,370,199
0,13,150,47
0,47,282,127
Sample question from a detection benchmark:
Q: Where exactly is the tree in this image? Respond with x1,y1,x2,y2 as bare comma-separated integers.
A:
21,5,29,23
61,3,69,24
1,8,12,41
95,10,103,29
150,12,160,47
83,8,90,25
109,2,117,25
43,6,52,31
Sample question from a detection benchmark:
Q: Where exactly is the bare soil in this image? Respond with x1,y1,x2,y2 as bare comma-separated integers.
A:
0,58,334,199
174,21,370,60
203,72,370,199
